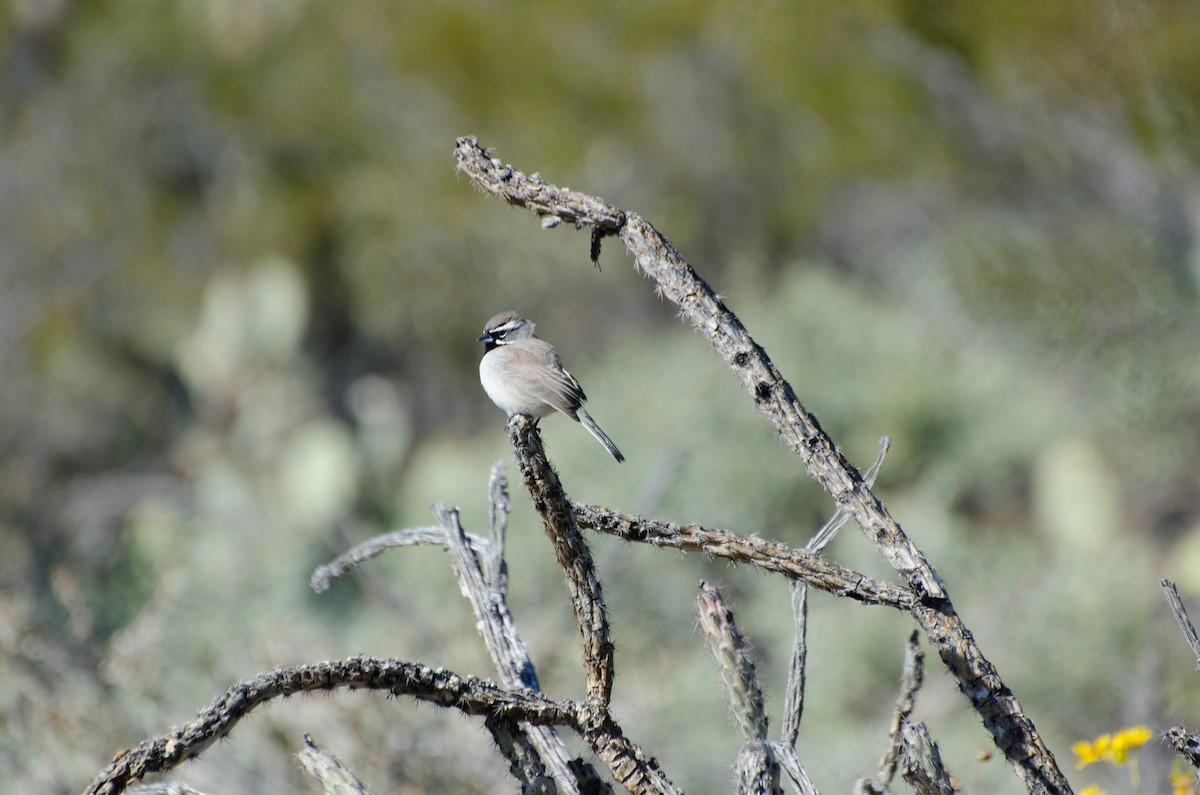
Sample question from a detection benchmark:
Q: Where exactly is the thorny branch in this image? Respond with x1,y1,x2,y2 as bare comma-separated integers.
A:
505,414,683,794
455,134,1071,795
506,414,615,707
84,658,576,795
573,504,914,611
1165,727,1200,771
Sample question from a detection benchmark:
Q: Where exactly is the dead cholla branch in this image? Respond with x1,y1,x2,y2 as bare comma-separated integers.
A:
454,135,625,233
1164,727,1200,771
455,135,1070,795
506,413,616,708
574,503,914,611
310,525,493,592
84,659,576,795
1161,578,1200,669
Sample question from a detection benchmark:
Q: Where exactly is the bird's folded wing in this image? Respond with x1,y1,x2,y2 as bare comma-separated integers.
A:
505,343,587,414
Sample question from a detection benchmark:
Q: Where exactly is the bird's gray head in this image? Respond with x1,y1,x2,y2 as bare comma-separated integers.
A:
478,311,536,351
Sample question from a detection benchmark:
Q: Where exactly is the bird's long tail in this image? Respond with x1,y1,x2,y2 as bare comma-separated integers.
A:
576,406,625,463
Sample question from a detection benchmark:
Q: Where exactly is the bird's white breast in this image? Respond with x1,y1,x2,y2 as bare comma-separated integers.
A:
480,349,554,418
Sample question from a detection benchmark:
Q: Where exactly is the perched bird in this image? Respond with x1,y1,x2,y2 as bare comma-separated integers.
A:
478,311,624,463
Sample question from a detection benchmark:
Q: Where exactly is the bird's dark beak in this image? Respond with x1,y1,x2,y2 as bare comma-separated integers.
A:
477,331,492,343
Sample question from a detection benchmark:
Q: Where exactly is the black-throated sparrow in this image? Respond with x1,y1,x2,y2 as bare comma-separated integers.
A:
478,311,624,463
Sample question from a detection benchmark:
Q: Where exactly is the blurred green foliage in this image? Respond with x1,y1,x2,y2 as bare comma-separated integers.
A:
2,0,1199,793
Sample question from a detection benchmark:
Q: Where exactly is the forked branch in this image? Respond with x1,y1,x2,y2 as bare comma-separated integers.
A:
454,134,1071,795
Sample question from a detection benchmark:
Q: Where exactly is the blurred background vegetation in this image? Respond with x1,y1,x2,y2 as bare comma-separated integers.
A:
2,1,1199,792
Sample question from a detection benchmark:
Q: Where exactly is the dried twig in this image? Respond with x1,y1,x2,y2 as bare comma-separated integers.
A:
773,748,820,795
126,784,210,795
439,504,540,690
454,135,1069,795
486,461,511,592
310,526,491,592
780,580,809,749
297,733,373,794
856,630,925,795
1161,579,1200,668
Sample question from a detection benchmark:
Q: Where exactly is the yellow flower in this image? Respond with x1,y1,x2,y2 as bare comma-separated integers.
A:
1073,734,1111,768
1079,786,1106,795
1072,726,1153,768
1172,771,1196,795
1108,725,1152,764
